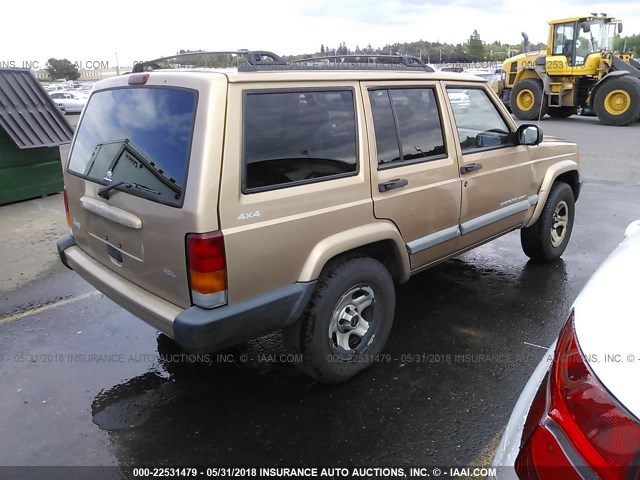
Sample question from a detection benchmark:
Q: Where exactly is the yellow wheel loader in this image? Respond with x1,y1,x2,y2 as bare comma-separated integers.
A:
499,14,640,126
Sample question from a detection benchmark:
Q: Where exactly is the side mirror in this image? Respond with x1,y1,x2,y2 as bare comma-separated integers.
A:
581,22,591,33
618,22,623,34
517,124,543,145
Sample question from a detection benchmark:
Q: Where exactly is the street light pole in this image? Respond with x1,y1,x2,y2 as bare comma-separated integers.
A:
115,52,120,76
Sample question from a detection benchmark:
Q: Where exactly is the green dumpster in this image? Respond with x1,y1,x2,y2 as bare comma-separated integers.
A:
0,69,74,205
0,127,65,205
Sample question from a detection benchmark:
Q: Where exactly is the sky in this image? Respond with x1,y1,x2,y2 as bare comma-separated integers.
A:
2,0,639,69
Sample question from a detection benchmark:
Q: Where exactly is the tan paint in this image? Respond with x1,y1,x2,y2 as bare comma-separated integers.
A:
61,68,580,332
297,222,410,283
525,158,580,227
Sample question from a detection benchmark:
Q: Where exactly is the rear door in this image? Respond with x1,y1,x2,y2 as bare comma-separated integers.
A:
362,81,462,269
444,83,538,245
64,74,227,308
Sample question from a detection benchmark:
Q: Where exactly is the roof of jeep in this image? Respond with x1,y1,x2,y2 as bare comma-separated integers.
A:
123,69,487,83
221,70,486,83
93,69,487,93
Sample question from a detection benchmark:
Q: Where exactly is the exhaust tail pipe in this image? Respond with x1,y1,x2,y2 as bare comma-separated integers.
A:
521,32,530,53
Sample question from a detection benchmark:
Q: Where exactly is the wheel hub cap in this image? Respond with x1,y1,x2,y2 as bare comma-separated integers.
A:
517,90,534,111
604,89,630,115
329,285,375,353
551,200,569,247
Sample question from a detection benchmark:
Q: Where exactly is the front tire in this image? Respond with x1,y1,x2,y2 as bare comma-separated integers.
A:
283,256,395,383
510,79,548,120
521,182,575,263
594,76,640,126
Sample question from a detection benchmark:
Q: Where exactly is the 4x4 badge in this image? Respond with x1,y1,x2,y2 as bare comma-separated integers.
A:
237,210,261,221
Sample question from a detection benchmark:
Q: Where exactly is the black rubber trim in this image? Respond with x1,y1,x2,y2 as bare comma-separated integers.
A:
575,181,583,202
56,235,76,270
174,281,316,353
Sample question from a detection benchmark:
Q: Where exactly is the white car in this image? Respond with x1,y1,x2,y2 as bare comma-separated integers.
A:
493,219,640,479
49,91,87,114
448,91,470,111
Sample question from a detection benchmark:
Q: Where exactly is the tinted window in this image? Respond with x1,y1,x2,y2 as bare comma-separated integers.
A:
68,87,197,207
447,88,512,152
369,88,446,168
243,90,357,191
368,90,401,164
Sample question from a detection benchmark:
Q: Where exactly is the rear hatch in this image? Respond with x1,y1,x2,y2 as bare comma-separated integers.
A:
63,73,226,309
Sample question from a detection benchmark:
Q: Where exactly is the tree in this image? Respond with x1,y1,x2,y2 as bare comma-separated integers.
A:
45,58,79,80
320,44,325,54
468,30,485,60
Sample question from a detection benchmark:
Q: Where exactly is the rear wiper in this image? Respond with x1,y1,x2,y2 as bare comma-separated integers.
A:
97,181,161,199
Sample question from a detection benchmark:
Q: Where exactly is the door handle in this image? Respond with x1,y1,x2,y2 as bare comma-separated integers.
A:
378,179,409,192
460,163,483,174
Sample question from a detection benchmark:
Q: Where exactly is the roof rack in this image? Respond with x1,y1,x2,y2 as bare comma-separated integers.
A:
254,54,435,72
131,50,435,73
131,50,286,73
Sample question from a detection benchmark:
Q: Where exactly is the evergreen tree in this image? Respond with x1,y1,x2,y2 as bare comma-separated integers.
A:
468,30,485,60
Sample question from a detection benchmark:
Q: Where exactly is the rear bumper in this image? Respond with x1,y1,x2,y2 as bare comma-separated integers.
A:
57,235,316,353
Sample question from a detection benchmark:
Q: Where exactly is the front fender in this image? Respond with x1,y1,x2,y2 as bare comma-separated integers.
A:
298,221,410,283
525,160,580,228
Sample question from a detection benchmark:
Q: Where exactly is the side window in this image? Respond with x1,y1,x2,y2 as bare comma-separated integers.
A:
554,23,575,56
447,88,512,153
243,89,357,191
369,88,446,168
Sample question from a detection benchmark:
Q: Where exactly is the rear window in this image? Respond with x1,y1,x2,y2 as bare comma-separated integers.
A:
68,87,197,207
243,89,358,192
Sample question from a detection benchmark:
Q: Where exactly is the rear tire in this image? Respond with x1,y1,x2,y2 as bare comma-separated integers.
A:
510,79,548,120
547,106,576,119
283,256,395,384
521,182,575,263
594,75,640,126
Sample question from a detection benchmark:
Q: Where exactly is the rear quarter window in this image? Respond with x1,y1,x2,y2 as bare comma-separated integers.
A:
242,89,358,192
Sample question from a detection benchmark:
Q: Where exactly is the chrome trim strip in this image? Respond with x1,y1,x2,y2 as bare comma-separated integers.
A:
407,225,461,255
460,199,531,235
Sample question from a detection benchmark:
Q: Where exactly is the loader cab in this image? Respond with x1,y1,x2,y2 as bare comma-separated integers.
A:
548,16,622,71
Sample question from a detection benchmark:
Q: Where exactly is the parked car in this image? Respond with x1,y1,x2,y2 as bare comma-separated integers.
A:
448,90,471,111
49,91,87,113
57,51,581,383
492,219,640,479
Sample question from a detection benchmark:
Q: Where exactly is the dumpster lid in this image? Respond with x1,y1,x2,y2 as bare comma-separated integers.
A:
0,69,74,150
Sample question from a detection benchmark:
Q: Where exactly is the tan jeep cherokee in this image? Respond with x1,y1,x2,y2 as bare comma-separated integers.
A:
57,52,581,383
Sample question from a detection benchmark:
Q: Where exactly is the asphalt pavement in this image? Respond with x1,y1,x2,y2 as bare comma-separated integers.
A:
0,116,639,473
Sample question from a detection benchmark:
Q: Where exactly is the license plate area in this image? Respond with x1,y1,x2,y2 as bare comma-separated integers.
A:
107,244,123,263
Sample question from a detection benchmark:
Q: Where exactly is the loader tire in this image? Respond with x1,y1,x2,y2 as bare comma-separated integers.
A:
594,75,640,126
510,79,547,120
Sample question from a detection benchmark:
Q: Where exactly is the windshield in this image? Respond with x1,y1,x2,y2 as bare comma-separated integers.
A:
68,87,197,207
576,20,618,63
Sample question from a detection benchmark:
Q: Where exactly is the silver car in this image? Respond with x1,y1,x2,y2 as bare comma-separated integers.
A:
49,91,86,114
492,219,640,479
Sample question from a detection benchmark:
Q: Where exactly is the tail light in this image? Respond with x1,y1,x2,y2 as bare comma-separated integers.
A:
186,231,227,309
63,187,72,228
515,311,640,480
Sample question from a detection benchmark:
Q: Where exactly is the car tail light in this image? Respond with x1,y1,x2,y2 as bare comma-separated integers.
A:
186,232,227,309
63,187,72,228
515,311,640,480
